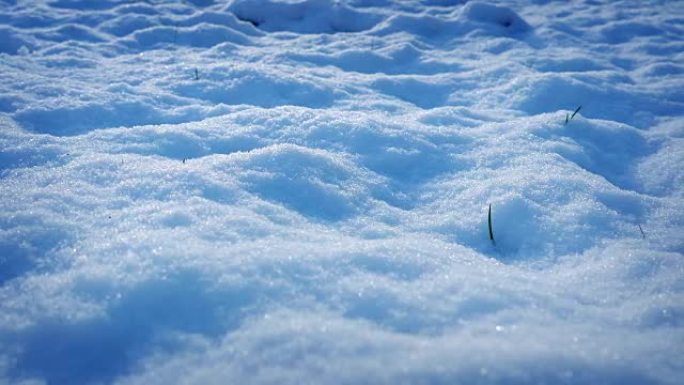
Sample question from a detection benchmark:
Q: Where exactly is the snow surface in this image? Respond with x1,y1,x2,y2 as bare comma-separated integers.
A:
1,0,683,384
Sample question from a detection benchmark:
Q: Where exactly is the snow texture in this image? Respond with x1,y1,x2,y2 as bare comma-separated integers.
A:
1,0,683,384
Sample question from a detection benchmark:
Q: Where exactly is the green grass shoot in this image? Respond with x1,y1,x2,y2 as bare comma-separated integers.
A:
638,224,646,239
565,105,582,125
571,105,582,119
488,204,495,245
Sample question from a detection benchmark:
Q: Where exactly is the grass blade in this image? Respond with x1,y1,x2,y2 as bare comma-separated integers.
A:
488,204,495,244
638,224,646,239
570,105,582,120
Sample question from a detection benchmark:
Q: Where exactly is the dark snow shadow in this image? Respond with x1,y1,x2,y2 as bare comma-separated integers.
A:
7,271,253,385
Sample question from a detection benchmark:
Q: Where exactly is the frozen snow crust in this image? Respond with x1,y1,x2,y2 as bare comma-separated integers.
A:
1,0,683,384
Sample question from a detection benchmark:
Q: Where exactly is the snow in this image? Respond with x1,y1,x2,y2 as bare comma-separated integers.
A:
0,0,683,384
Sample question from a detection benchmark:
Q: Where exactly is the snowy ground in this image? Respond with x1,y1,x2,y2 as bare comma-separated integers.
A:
1,0,683,384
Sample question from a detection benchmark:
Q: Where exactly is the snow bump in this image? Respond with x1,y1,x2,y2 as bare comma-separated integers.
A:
229,0,383,34
1,0,683,384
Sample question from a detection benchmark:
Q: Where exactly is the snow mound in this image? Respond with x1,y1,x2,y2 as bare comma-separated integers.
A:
1,0,683,384
373,1,531,40
460,2,532,35
229,0,383,33
231,144,378,221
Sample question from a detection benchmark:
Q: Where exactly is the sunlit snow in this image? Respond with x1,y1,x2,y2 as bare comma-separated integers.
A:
1,0,683,384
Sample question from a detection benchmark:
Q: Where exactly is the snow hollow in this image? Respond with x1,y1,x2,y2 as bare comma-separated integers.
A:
1,0,683,384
